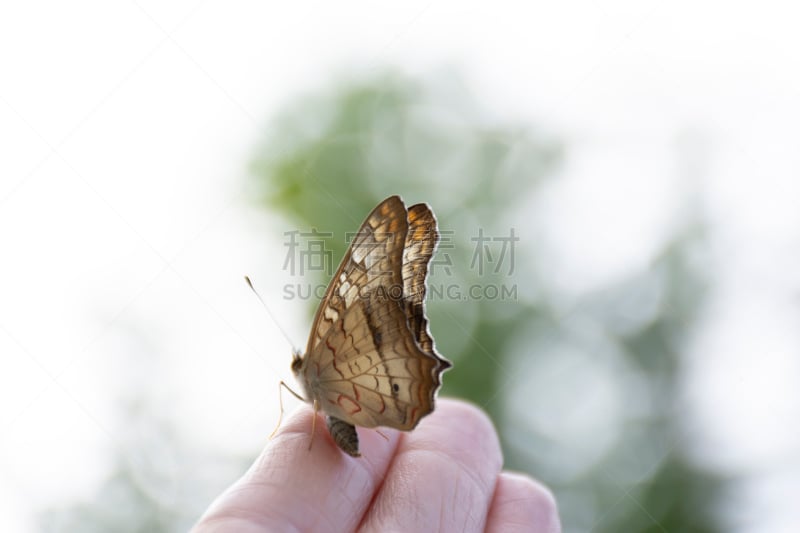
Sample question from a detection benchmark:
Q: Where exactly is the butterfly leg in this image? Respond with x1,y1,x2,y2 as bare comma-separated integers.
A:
269,380,307,440
308,398,318,451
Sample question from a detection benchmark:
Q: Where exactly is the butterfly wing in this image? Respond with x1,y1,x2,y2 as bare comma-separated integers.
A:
312,290,441,429
403,203,450,366
302,195,408,357
299,196,449,431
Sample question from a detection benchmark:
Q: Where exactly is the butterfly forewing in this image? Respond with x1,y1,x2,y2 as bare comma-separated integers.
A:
304,196,407,356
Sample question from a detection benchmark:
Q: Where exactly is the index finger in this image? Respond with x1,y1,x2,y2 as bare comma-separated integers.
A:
193,405,400,532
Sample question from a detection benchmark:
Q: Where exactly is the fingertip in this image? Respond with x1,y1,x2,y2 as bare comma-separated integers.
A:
263,404,401,466
228,404,401,532
423,398,503,468
486,472,561,533
435,398,496,434
502,472,559,514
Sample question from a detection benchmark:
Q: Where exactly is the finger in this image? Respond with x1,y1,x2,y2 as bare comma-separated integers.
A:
193,404,401,533
357,399,503,532
485,472,561,533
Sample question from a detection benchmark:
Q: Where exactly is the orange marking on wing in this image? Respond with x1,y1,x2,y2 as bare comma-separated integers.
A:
325,338,337,356
331,354,345,379
324,339,344,379
337,394,362,415
410,407,419,425
336,310,356,351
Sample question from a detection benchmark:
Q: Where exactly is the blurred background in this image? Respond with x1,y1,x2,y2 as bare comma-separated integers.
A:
2,2,799,532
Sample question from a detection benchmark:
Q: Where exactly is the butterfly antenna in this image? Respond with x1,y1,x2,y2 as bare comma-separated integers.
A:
244,275,296,350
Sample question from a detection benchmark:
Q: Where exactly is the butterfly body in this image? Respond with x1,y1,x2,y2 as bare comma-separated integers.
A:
293,196,451,457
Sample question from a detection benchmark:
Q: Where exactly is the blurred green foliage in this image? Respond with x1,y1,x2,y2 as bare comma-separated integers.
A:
251,69,727,532
38,69,728,533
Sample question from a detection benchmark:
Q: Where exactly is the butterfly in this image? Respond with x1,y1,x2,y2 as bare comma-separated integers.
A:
280,195,451,457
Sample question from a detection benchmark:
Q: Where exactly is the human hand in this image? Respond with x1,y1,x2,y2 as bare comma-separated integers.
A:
193,399,560,532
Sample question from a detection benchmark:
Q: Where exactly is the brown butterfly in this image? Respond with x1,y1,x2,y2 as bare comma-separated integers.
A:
279,195,451,457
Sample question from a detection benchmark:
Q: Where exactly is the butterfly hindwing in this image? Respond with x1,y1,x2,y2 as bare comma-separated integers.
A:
312,291,438,429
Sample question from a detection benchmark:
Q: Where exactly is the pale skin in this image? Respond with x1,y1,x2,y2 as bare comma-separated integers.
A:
193,399,561,532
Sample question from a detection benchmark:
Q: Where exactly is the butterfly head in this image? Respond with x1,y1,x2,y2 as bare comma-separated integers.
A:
290,349,304,374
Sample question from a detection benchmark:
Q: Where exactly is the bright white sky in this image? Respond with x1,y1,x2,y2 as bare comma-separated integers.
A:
1,1,799,531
